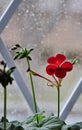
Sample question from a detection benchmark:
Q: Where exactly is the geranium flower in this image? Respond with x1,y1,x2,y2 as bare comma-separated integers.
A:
46,54,73,78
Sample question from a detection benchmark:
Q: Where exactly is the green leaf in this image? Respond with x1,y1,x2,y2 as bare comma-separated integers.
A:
23,122,37,130
43,116,65,126
22,116,35,124
74,122,82,129
6,121,23,130
24,113,65,130
61,124,80,130
37,127,49,130
9,120,21,126
14,126,25,130
34,111,45,123
45,123,61,129
1,114,81,130
7,123,15,130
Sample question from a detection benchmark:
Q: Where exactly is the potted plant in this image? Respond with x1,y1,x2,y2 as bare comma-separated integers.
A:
0,44,82,130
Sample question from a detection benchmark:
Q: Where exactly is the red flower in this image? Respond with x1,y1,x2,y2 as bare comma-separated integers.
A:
46,54,73,78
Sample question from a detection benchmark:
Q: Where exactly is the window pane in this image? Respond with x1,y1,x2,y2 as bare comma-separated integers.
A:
1,0,82,123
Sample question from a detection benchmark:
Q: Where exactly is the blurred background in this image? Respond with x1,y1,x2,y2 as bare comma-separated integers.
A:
0,0,82,123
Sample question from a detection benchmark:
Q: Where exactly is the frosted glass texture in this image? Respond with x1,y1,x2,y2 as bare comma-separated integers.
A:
1,0,82,123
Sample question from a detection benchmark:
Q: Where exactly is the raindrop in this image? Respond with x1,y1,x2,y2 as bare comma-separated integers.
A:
26,9,29,14
5,25,9,29
30,12,35,17
11,109,17,114
17,13,21,16
31,4,35,8
76,22,81,26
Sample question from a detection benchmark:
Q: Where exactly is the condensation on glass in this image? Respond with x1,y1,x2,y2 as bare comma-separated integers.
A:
0,0,82,122
0,0,11,16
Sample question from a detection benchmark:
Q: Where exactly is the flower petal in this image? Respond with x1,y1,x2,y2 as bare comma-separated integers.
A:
55,54,66,65
47,56,56,64
61,61,73,72
55,68,66,78
47,54,66,66
46,65,56,75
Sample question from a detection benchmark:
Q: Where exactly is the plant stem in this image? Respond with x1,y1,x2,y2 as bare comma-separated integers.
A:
4,87,7,130
27,59,39,124
29,69,57,87
57,87,60,118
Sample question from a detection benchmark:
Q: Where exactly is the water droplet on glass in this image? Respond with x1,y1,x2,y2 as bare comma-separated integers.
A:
26,9,29,14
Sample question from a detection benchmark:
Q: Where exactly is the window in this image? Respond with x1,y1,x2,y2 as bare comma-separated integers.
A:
0,0,82,123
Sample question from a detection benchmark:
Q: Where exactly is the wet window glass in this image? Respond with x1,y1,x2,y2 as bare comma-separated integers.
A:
0,0,82,123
